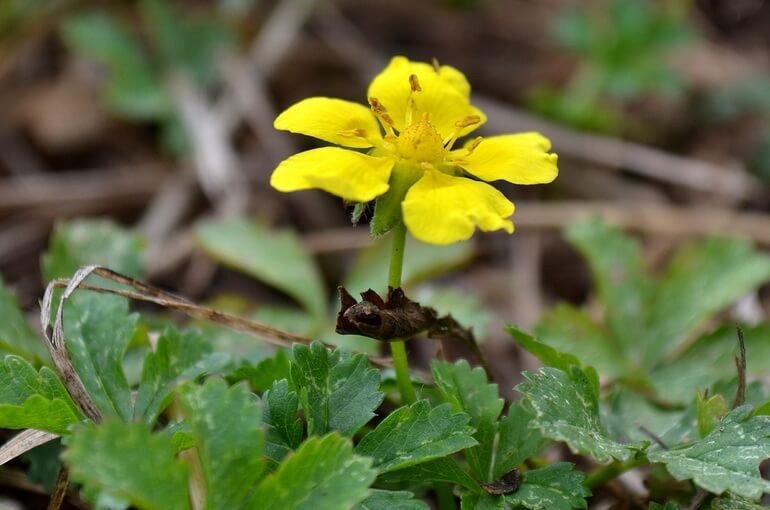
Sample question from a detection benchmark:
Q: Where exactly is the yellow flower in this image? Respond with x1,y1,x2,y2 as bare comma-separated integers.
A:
271,56,558,245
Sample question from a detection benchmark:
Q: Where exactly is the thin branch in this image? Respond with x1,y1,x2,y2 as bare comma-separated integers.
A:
47,466,69,510
731,327,747,409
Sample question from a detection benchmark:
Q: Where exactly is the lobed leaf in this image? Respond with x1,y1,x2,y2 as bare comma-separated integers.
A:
290,342,383,437
648,407,770,500
355,400,478,473
504,463,590,510
244,433,376,510
432,360,503,482
178,379,264,509
263,379,303,463
518,366,634,462
355,489,428,510
0,355,83,434
64,420,190,510
134,327,223,424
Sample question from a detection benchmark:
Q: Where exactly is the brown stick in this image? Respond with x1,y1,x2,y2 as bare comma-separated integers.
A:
47,466,69,510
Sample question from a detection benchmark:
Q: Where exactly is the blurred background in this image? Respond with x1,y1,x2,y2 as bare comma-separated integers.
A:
2,0,770,506
2,0,770,481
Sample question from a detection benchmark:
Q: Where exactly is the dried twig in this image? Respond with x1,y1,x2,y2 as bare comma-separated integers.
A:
43,265,392,368
0,166,164,215
731,327,747,409
47,467,69,510
513,201,770,244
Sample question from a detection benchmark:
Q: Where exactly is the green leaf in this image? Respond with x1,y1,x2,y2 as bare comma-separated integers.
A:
534,305,629,378
356,489,428,510
41,219,144,281
263,379,303,463
648,407,770,500
134,327,220,424
604,385,695,447
493,403,543,480
649,503,680,510
652,325,770,405
60,13,170,120
461,493,504,510
0,395,81,435
345,234,474,295
504,463,590,510
506,325,585,373
0,276,47,361
64,420,190,510
711,495,767,509
518,366,633,462
566,218,651,361
376,457,478,491
139,0,229,86
63,294,136,421
0,355,83,434
227,349,291,392
696,392,728,438
194,219,326,319
245,433,376,510
355,400,478,473
290,343,383,436
178,379,264,510
644,238,770,366
431,360,503,482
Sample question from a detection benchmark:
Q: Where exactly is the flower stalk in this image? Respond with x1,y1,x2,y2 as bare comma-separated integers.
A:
387,222,417,405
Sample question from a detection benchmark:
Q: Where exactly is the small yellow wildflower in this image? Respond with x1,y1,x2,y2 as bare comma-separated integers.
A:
271,56,558,245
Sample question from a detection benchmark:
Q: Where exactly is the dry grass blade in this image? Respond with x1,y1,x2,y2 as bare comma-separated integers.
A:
43,265,392,368
0,429,59,466
40,266,103,422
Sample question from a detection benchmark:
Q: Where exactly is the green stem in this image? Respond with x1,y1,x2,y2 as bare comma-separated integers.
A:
584,458,645,490
387,223,417,405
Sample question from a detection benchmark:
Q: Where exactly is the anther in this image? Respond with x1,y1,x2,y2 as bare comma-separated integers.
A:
465,136,483,154
337,128,367,139
455,115,481,128
432,58,440,73
409,74,422,92
368,97,395,127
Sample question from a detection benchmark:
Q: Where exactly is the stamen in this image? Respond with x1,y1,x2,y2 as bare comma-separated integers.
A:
443,116,482,150
455,115,481,129
432,58,440,73
368,96,396,136
465,136,483,154
337,128,368,139
409,74,422,92
405,75,422,127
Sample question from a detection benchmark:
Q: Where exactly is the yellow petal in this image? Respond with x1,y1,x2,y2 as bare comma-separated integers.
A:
402,170,514,245
271,148,394,202
367,56,485,139
274,97,381,148
451,133,559,184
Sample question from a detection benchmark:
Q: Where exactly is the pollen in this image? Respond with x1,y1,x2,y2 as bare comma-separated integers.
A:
396,115,445,164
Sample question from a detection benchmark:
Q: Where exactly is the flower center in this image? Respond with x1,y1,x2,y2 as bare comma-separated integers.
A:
396,115,445,164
